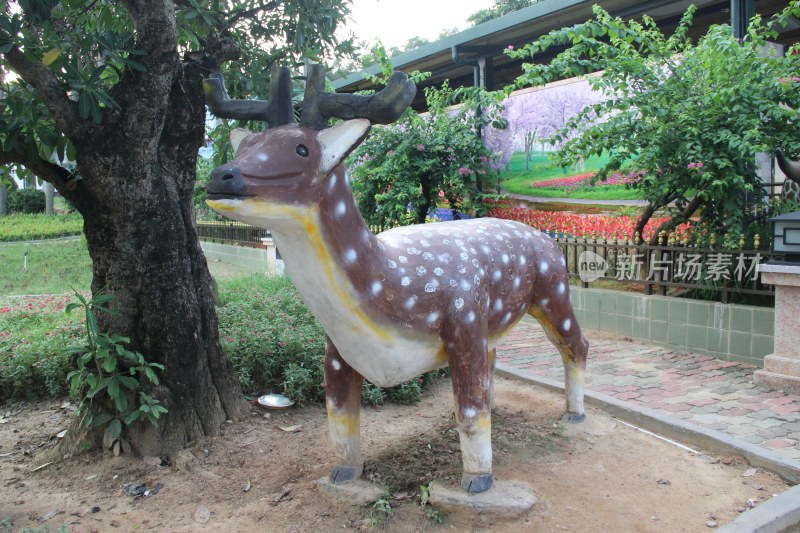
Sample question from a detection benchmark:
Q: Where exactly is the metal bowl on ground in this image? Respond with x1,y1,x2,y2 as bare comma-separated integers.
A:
257,393,295,410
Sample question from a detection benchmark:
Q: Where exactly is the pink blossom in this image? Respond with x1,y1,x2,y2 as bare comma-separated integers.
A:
696,162,703,169
458,167,469,176
480,155,488,163
416,144,425,151
507,44,514,50
687,163,696,169
438,190,445,198
387,150,394,156
794,77,799,82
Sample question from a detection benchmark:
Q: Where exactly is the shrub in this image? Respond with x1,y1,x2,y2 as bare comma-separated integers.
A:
0,295,82,401
0,213,84,242
8,188,45,214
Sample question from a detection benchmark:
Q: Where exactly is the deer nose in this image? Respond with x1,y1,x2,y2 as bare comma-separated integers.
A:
207,165,247,197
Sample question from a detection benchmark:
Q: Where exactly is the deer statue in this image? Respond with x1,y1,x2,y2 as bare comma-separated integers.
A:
203,65,588,494
777,149,800,202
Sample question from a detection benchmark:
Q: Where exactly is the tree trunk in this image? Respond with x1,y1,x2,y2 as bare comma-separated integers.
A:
0,184,6,216
44,181,54,215
63,60,245,456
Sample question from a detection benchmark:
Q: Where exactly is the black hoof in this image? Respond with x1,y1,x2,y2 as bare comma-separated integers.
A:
462,473,493,493
561,412,586,424
329,465,361,484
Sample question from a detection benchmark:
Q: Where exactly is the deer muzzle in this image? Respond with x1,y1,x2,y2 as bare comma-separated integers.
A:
207,165,250,199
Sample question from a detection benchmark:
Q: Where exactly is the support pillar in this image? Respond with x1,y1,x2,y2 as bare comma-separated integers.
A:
754,264,800,392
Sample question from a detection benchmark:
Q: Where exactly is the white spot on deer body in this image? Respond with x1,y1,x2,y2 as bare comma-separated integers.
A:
402,237,413,245
524,231,532,239
461,279,471,291
398,256,408,264
455,239,464,246
328,174,338,190
503,311,512,324
449,279,458,287
404,296,417,309
558,282,566,296
454,298,464,311
426,312,440,326
408,247,420,255
371,281,383,296
423,252,434,262
401,276,411,286
434,267,444,276
492,270,502,281
474,274,481,285
481,245,491,254
437,253,451,263
464,407,477,418
344,249,357,264
493,298,503,312
502,253,510,264
563,319,572,331
362,229,371,242
416,266,427,276
513,277,521,289
470,247,477,255
457,265,467,274
467,311,476,323
560,256,566,267
519,255,527,265
443,239,451,245
388,260,397,269
540,297,549,307
471,259,479,268
540,261,549,273
420,239,431,247
460,252,469,261
335,201,346,217
423,231,433,238
424,281,438,293
331,358,342,371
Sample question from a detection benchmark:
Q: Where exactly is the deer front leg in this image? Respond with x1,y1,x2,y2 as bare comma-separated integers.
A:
324,337,364,483
444,318,493,493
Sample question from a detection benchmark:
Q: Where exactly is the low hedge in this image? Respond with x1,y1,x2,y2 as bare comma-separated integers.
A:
0,213,83,242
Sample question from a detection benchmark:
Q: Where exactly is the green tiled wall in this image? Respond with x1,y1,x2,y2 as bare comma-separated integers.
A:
570,287,774,367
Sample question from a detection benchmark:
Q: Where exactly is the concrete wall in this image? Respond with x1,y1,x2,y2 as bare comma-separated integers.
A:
200,241,284,275
570,287,774,367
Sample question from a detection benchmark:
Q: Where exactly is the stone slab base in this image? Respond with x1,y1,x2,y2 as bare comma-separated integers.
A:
761,355,800,377
754,369,800,395
316,477,383,507
428,479,537,519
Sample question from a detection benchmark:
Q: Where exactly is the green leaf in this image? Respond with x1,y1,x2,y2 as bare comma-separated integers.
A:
102,355,117,373
92,413,114,427
107,378,120,399
42,48,61,65
109,417,122,439
124,411,140,425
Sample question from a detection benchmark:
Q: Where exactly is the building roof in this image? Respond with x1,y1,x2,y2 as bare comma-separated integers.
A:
333,0,799,109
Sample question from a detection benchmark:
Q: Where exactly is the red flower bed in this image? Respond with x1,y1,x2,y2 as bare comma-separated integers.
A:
488,206,692,242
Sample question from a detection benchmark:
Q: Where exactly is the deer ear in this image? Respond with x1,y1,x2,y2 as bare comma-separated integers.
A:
317,119,371,175
230,128,251,153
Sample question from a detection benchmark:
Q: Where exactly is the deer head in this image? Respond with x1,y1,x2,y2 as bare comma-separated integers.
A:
204,64,415,226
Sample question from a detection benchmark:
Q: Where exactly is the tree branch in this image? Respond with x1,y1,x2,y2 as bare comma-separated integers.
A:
221,1,282,33
0,150,80,202
0,42,89,142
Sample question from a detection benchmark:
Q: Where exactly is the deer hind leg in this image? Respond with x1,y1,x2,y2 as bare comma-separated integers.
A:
444,317,494,493
324,337,364,483
529,285,588,423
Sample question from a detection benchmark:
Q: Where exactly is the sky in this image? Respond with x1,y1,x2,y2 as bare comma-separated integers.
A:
344,0,495,51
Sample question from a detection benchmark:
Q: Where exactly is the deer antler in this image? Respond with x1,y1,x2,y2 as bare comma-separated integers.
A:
203,65,295,126
300,64,416,130
777,149,800,186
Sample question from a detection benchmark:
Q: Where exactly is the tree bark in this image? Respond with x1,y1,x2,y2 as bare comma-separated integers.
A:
2,2,247,455
70,58,245,455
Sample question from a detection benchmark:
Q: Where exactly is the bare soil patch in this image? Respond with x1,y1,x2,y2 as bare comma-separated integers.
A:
0,377,790,532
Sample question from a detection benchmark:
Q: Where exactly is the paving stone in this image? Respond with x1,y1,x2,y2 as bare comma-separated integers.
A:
752,418,786,429
762,437,796,449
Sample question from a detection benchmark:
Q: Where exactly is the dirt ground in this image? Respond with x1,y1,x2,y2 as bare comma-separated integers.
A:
0,377,790,533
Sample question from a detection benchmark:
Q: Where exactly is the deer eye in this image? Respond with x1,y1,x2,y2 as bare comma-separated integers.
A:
296,144,309,158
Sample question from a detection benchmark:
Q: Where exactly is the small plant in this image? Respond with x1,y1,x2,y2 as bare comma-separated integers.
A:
419,483,447,524
369,489,395,527
64,291,166,455
7,187,45,214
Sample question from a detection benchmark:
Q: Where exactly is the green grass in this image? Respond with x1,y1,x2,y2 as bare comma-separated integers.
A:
0,239,92,295
500,151,642,201
0,212,83,242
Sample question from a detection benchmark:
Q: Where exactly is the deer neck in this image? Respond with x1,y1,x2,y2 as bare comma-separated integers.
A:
266,167,389,332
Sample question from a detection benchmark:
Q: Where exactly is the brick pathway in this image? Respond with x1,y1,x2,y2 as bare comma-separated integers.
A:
497,316,800,460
